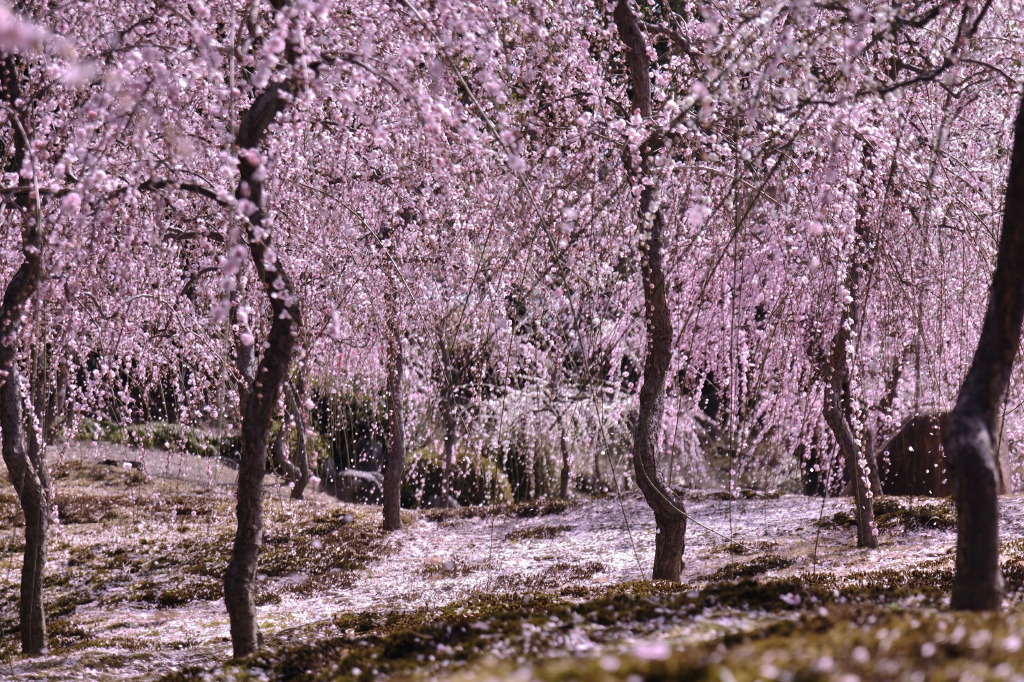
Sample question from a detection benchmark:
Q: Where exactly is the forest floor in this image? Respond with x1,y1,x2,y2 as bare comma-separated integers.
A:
2,443,1024,680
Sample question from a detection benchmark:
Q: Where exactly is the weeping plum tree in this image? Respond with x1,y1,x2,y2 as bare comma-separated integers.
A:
613,0,687,581
222,3,304,658
2,0,1023,666
0,48,50,655
946,91,1024,611
815,145,884,549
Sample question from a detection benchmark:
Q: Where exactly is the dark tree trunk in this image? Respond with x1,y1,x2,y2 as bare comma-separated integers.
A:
270,407,300,481
223,77,302,658
382,288,405,531
439,339,457,503
1,51,50,655
613,0,687,581
818,145,878,548
556,413,572,499
42,359,68,441
946,93,1024,611
287,382,310,500
823,386,876,547
1,364,49,655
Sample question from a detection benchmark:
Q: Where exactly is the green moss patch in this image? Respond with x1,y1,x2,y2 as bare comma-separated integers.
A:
505,524,574,542
707,555,795,581
816,497,956,532
233,557,988,678
423,497,579,523
682,489,782,502
0,453,394,664
530,608,1024,682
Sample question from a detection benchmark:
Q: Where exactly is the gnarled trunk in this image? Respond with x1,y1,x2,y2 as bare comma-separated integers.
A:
613,0,687,581
947,92,1024,611
632,186,688,580
1,364,49,655
1,51,50,655
223,77,302,658
823,384,876,547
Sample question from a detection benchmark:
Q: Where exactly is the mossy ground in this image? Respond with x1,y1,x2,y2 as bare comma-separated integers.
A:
6,458,1024,682
0,456,394,675
163,495,1024,682
815,496,957,532
180,551,1024,682
422,497,579,523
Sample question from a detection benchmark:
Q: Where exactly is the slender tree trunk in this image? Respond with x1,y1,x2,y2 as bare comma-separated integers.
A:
270,407,300,481
556,413,572,499
382,286,405,531
439,339,457,503
946,93,1024,611
819,145,878,548
1,365,49,655
42,359,68,441
223,75,302,658
613,0,687,581
441,403,456,500
1,51,50,655
822,288,876,548
287,381,310,500
823,385,876,547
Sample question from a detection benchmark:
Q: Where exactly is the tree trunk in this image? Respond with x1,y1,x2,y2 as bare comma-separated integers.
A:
270,407,300,482
818,144,878,548
439,339,457,503
223,77,302,658
287,382,310,501
823,385,876,547
382,288,405,531
557,414,572,499
1,365,49,655
946,92,1024,611
613,0,687,581
1,51,50,655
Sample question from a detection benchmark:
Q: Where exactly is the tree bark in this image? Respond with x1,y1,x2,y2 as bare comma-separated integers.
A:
822,297,876,547
270,406,300,481
0,362,49,655
439,338,457,503
382,295,405,529
223,75,302,657
382,285,405,531
556,413,572,499
287,381,310,500
613,0,687,581
946,92,1024,611
1,51,50,655
823,384,876,547
819,145,878,548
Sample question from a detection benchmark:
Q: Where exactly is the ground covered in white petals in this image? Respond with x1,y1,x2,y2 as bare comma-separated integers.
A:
3,444,1024,681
